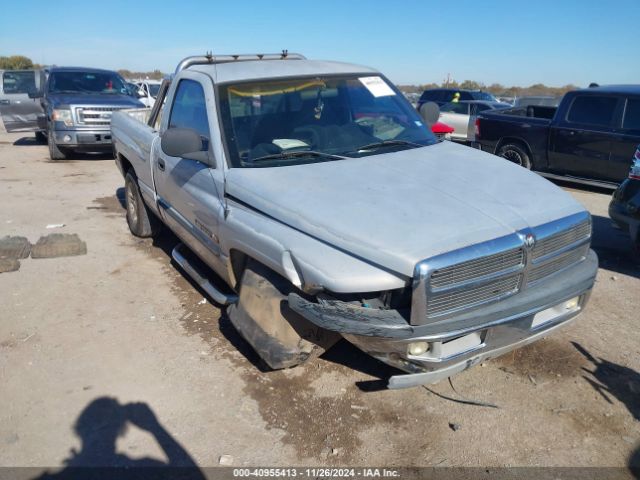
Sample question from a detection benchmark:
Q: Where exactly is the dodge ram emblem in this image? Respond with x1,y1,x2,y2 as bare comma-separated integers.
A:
524,234,536,249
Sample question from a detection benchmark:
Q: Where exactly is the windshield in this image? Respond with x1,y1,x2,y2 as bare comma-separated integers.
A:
48,71,130,95
470,91,497,102
218,75,437,168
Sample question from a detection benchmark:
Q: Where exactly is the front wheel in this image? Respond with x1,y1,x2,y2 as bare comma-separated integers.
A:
47,129,68,160
124,171,161,237
498,143,531,169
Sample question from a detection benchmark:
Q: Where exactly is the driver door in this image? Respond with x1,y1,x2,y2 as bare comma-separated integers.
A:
0,70,44,132
153,75,226,274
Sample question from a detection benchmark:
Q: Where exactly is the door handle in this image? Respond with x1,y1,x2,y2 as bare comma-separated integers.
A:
568,130,576,136
157,158,165,171
0,100,9,105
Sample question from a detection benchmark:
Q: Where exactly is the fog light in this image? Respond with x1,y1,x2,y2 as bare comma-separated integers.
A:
407,341,429,356
564,296,580,310
63,135,72,143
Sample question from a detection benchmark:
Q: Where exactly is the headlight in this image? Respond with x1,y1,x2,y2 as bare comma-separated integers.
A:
52,109,73,127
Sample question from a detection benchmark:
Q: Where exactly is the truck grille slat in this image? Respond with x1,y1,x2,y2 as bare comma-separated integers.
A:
74,106,124,126
421,216,591,321
528,244,590,284
532,221,591,260
427,275,521,317
430,248,524,288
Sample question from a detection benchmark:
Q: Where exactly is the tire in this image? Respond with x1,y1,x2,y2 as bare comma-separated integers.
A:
227,259,340,370
47,129,68,160
35,131,47,143
498,143,531,169
124,171,161,237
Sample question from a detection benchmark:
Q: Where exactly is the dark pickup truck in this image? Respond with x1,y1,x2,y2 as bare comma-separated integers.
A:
476,85,640,188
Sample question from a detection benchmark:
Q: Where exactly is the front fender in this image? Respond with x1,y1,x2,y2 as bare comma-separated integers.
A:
220,200,409,293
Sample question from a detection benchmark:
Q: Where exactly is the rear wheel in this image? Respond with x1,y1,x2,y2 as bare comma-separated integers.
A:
498,143,531,169
124,171,161,237
227,259,339,370
47,129,68,160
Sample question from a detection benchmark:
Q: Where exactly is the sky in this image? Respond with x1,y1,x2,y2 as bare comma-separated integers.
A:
1,0,639,87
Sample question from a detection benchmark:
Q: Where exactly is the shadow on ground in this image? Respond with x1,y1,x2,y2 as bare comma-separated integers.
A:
32,397,205,479
573,342,640,421
13,136,43,146
591,215,639,279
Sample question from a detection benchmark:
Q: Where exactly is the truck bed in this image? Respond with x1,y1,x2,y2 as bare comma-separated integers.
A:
111,108,158,209
476,107,552,168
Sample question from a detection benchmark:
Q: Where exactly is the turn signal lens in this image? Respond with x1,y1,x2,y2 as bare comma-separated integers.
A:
564,297,580,310
407,341,429,356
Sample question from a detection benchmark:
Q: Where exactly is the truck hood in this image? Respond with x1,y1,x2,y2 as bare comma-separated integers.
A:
225,141,586,277
48,93,143,108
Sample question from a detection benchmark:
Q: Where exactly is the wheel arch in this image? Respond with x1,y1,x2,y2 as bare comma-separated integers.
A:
495,137,536,168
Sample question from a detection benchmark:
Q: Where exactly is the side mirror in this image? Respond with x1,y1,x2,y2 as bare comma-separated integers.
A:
418,101,440,127
137,89,146,98
160,128,215,167
28,89,41,99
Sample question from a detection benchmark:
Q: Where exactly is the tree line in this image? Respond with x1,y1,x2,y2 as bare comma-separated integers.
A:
1,54,584,97
398,79,580,98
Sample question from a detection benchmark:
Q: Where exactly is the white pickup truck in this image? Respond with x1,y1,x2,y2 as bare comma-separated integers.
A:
111,53,598,389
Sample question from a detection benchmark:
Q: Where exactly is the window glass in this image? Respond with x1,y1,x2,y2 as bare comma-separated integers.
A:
567,96,617,127
3,71,36,94
219,75,437,168
48,71,129,95
476,104,491,112
168,79,210,138
441,102,469,114
622,98,640,130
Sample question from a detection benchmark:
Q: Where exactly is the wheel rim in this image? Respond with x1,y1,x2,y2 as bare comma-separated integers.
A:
126,182,138,225
502,149,523,166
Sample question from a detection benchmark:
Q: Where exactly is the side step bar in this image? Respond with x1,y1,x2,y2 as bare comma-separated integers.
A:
171,243,238,305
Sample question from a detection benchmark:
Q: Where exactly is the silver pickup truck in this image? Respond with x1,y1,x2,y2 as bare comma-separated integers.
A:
111,53,598,389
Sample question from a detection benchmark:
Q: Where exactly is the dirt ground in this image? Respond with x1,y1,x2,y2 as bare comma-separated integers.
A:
0,129,638,473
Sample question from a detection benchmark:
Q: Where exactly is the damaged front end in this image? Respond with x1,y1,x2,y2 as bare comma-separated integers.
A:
289,212,599,389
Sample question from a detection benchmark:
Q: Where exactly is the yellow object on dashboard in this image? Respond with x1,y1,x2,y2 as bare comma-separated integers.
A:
228,80,326,97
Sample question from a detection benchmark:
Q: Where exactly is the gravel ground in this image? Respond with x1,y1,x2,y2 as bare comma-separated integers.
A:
0,129,638,474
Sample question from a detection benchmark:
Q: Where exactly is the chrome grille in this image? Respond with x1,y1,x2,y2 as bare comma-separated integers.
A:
528,244,590,284
416,213,592,323
430,248,524,289
74,106,122,126
532,220,591,260
427,275,521,317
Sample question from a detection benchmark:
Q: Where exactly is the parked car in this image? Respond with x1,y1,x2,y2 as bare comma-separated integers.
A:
134,79,162,108
22,67,145,160
417,88,498,109
0,69,45,140
439,100,509,143
476,85,640,188
111,53,597,389
431,121,454,140
514,96,562,107
609,145,640,253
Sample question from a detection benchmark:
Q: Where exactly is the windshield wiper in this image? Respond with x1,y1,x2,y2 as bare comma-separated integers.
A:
250,150,346,163
354,139,425,152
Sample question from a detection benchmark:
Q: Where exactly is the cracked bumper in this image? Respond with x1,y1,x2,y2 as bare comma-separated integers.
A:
289,251,597,388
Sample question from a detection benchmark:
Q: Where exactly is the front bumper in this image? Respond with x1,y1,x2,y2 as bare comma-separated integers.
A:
289,250,597,388
52,128,113,150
